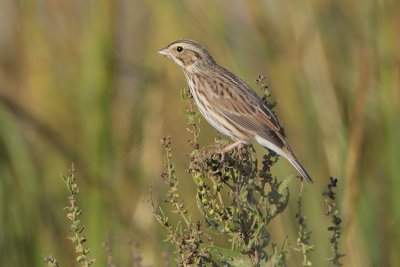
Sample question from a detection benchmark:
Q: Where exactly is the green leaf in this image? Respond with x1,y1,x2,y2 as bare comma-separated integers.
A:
202,244,253,267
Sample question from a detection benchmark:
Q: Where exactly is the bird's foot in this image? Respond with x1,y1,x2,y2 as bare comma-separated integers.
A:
214,141,246,162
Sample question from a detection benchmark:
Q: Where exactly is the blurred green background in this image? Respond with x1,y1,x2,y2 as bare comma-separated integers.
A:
0,0,399,266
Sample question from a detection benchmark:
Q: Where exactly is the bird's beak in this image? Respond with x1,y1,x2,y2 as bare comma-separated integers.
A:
157,47,170,57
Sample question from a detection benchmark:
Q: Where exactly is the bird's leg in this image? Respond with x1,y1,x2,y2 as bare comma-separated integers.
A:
218,140,245,161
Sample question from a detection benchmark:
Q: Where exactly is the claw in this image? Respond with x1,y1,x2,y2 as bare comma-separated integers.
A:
220,150,226,162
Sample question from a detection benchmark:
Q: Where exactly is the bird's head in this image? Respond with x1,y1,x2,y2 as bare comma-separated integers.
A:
158,39,216,73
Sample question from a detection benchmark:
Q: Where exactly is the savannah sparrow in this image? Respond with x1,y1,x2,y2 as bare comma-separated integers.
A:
158,39,313,183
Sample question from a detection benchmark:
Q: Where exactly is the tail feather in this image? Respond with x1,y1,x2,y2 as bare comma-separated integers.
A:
254,135,313,183
284,153,314,183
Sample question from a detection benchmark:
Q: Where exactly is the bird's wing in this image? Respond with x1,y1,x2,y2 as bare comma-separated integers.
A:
206,70,286,147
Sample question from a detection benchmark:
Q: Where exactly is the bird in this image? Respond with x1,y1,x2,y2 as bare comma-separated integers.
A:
158,39,313,183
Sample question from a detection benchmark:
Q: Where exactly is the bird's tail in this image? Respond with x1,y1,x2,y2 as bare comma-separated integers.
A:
284,153,314,183
254,135,313,183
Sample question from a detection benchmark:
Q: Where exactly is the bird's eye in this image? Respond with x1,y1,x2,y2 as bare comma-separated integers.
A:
176,46,183,52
